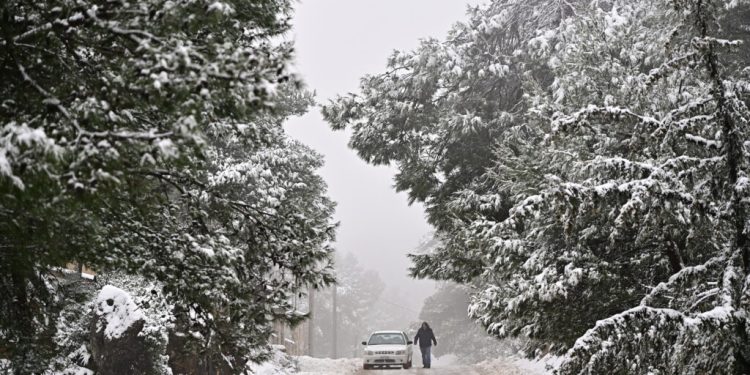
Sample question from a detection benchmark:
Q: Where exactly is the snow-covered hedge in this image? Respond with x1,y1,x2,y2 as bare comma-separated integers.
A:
246,345,296,375
49,273,172,375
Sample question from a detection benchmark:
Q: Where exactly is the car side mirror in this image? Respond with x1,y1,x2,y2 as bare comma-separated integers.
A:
361,341,367,345
407,340,413,345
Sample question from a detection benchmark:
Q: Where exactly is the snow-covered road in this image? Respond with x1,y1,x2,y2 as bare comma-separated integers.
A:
352,366,518,375
295,356,548,375
355,367,477,374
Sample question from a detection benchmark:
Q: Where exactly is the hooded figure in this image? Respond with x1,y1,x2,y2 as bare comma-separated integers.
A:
413,322,437,368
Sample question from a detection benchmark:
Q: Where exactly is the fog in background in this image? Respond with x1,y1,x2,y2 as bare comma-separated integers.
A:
285,0,482,329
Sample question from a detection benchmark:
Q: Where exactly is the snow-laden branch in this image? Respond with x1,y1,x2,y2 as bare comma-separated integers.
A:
552,105,662,133
559,302,740,374
640,255,725,306
1,12,87,46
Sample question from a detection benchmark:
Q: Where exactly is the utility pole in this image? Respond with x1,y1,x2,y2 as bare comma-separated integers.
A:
331,285,338,359
308,288,315,356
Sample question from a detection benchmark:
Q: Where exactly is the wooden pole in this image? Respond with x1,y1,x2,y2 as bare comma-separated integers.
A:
332,286,338,359
308,288,315,356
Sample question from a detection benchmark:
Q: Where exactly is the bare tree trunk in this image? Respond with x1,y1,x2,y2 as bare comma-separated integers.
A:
693,0,750,371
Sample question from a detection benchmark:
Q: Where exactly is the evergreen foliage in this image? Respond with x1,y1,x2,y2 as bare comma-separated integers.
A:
0,0,335,372
325,0,750,372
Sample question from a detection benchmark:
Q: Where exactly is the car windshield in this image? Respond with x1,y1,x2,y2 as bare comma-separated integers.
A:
367,333,405,345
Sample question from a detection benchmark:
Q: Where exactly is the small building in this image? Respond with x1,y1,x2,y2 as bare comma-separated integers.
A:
269,290,313,356
65,262,96,279
270,319,310,356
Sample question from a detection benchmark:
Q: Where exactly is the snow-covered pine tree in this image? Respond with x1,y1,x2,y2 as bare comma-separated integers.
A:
132,87,337,370
466,0,750,372
0,1,336,372
323,0,578,349
325,0,750,372
465,0,718,356
322,0,575,284
544,0,750,372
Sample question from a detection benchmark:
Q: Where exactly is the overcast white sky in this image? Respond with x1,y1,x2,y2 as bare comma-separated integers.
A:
285,0,480,314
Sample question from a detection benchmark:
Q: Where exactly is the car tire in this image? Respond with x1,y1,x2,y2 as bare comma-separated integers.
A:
363,364,371,370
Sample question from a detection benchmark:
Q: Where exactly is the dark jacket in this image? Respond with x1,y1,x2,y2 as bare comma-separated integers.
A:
414,327,437,348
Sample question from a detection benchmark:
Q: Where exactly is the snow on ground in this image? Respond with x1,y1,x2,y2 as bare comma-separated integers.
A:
474,356,558,375
295,356,361,375
247,345,296,375
292,355,556,375
247,345,295,375
430,354,460,367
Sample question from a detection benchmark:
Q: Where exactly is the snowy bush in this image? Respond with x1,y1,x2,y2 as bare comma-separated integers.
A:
246,345,295,375
94,285,144,340
48,273,173,375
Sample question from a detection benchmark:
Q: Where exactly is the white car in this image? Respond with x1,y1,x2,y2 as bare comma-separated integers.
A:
361,330,413,370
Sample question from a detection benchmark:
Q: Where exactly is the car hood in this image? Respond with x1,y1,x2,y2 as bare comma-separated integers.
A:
365,345,408,352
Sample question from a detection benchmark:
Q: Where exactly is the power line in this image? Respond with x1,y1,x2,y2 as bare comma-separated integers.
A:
377,298,421,316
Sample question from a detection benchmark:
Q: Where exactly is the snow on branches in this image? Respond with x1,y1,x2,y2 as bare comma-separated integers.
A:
327,0,750,372
1,0,335,372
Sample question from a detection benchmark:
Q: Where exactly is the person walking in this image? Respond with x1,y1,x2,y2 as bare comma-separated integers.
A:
413,322,437,368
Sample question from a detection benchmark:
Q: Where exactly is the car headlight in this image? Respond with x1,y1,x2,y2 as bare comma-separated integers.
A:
395,350,405,355
365,350,373,355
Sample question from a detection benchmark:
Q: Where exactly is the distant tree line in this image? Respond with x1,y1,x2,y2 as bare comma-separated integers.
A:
418,282,514,364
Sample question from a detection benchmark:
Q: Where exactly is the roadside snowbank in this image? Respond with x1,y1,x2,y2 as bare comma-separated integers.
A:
247,345,296,375
295,356,360,375
474,356,559,375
